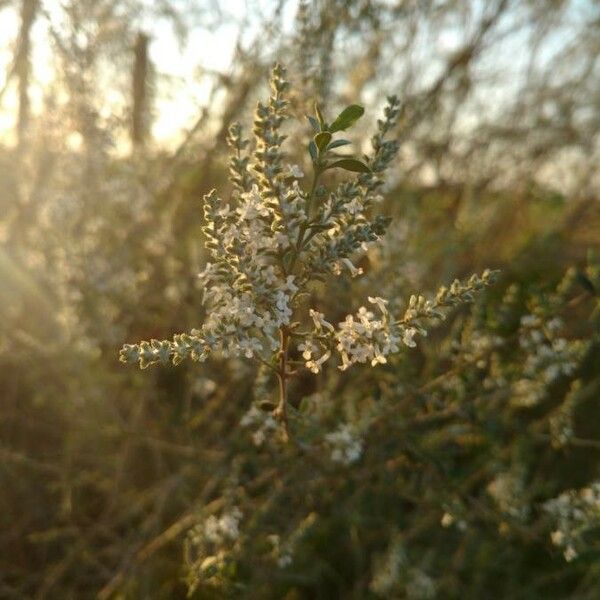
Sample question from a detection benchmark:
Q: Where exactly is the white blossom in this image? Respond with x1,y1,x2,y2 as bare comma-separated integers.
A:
368,295,388,315
240,406,278,446
287,164,305,179
545,482,600,561
202,507,243,545
325,424,363,465
306,350,331,374
309,308,334,332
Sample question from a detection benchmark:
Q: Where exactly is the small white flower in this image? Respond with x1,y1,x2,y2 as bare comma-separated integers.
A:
288,164,304,178
252,429,266,446
402,327,418,348
240,406,261,427
325,424,363,465
368,296,389,315
219,509,242,540
203,516,222,543
306,350,331,374
547,317,564,332
564,546,578,562
520,314,539,327
298,340,317,360
352,345,371,363
277,553,293,568
346,197,363,214
309,308,334,332
339,258,363,278
238,337,263,358
371,348,387,366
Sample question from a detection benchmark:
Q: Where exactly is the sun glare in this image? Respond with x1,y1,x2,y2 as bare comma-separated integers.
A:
0,2,243,149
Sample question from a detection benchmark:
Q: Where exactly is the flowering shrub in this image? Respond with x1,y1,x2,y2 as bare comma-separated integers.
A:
2,58,599,598
171,254,597,596
120,64,496,445
3,4,600,596
545,483,600,562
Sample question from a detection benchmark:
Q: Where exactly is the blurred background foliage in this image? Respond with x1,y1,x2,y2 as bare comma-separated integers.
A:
0,0,599,598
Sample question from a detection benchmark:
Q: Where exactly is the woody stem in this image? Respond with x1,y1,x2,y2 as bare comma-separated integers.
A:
276,327,291,442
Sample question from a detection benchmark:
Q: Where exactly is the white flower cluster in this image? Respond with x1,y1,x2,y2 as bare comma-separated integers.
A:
120,65,495,377
324,424,363,465
119,70,410,371
185,506,243,590
544,482,600,562
512,314,584,407
337,298,417,370
461,331,505,370
268,534,294,568
188,506,243,548
192,376,217,398
196,245,300,359
298,299,415,374
203,507,243,545
119,65,496,450
240,405,278,446
298,270,497,375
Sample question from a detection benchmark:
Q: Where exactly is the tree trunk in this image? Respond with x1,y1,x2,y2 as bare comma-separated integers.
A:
16,0,38,146
131,32,150,149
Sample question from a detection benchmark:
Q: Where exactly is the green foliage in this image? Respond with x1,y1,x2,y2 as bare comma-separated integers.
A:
306,102,371,174
329,104,365,133
326,158,371,173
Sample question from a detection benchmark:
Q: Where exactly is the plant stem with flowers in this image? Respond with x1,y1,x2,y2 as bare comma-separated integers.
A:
120,64,497,444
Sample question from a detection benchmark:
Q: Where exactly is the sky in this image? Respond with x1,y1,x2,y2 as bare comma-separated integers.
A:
0,0,595,156
0,0,293,147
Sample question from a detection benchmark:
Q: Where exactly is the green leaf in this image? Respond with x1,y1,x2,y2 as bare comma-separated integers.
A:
314,131,332,151
315,102,326,129
308,140,318,162
327,139,351,150
327,158,371,173
329,104,365,133
307,115,320,132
